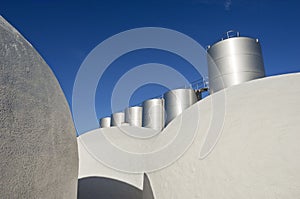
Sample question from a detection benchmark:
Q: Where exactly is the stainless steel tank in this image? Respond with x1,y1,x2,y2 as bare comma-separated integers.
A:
207,32,265,93
111,112,125,127
125,106,143,127
164,88,198,124
142,98,165,131
99,117,111,128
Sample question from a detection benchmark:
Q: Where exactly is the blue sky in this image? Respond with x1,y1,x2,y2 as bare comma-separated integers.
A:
1,0,300,134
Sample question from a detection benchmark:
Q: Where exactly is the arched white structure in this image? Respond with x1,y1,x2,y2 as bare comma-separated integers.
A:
78,73,300,198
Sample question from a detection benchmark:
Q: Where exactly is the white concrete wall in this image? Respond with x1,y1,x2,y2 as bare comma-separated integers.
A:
78,73,300,198
148,73,300,198
78,136,144,189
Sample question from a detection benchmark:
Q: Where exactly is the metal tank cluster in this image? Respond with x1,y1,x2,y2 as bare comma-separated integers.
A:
100,88,200,131
99,30,266,131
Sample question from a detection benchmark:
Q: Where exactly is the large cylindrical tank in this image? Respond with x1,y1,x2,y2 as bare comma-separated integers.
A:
142,98,165,131
164,88,198,124
100,117,111,128
207,34,265,93
111,112,125,127
125,106,143,127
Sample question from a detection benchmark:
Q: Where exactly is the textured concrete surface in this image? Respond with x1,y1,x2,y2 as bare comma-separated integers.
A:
78,134,143,189
0,16,78,198
147,73,300,198
78,73,300,198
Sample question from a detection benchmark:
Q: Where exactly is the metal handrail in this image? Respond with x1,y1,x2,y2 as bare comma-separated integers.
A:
222,30,240,40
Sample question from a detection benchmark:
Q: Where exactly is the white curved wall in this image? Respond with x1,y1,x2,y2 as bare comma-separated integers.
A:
78,136,144,189
148,73,300,198
78,73,300,198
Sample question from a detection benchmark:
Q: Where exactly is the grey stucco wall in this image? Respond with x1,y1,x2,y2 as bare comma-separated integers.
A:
0,16,78,198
